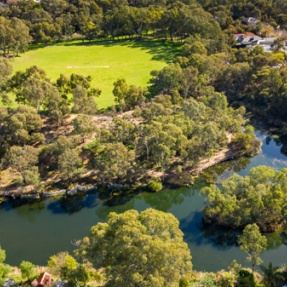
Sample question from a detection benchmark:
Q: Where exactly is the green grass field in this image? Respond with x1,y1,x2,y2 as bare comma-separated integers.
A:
11,40,182,109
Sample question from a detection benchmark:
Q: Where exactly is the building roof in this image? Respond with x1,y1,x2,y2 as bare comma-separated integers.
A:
258,37,276,45
37,272,52,286
242,17,260,25
236,35,262,46
242,32,256,38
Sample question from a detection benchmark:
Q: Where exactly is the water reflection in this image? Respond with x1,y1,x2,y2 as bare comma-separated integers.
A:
95,199,135,220
201,157,251,184
199,224,239,248
143,187,196,212
47,194,99,214
1,127,287,271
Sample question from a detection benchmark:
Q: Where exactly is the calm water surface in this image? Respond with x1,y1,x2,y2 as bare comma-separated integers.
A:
1,130,287,272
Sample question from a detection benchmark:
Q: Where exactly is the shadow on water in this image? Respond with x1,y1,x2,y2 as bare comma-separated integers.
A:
143,187,196,212
46,194,99,214
182,213,287,252
249,117,287,157
201,156,251,184
0,199,45,223
95,199,136,220
2,127,287,269
180,210,239,250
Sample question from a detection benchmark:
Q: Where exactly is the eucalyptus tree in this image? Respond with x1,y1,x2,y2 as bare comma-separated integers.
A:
75,208,193,287
238,224,267,273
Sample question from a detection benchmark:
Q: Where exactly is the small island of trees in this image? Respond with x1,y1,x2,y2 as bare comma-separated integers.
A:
201,166,287,232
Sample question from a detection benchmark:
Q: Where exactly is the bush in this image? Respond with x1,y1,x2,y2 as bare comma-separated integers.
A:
19,261,35,281
147,181,163,192
82,141,98,152
236,270,256,287
22,168,40,185
179,278,189,287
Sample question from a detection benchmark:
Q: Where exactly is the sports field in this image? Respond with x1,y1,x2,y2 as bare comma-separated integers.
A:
11,40,182,108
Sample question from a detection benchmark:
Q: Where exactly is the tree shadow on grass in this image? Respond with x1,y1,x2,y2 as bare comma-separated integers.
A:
52,39,183,65
109,40,183,63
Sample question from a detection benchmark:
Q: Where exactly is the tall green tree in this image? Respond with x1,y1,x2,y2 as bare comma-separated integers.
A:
238,224,267,273
72,114,99,143
75,208,192,287
1,145,39,185
58,149,82,180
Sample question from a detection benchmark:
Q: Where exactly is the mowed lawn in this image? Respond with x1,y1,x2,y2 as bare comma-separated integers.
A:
11,40,182,109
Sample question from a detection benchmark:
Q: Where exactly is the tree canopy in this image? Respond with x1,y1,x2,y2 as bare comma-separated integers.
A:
75,208,193,287
201,166,287,232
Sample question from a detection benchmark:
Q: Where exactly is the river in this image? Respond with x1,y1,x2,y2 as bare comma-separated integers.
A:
0,129,287,272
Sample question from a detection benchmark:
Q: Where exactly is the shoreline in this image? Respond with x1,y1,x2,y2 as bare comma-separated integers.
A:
0,143,260,201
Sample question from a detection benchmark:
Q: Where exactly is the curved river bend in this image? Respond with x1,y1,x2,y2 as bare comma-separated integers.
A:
1,130,287,272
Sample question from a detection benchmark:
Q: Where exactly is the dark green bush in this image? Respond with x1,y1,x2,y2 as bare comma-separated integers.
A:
236,270,256,287
179,277,189,287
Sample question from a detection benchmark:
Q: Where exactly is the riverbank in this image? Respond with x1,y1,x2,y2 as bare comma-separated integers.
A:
0,138,261,200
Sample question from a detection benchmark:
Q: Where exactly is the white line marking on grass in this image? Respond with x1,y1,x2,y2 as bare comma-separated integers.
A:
66,66,110,68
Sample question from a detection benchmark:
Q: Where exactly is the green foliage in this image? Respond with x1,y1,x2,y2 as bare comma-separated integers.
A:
236,270,256,287
201,166,287,232
58,149,82,180
1,145,39,185
0,246,10,286
22,167,40,185
147,181,163,192
238,224,267,272
0,57,12,84
72,86,98,115
179,277,189,287
48,252,78,280
113,78,146,110
218,272,236,287
95,142,135,182
19,261,35,281
0,247,5,264
228,260,242,274
82,141,99,152
259,262,285,287
72,114,99,141
200,275,216,287
75,208,192,287
0,16,31,57
0,105,43,157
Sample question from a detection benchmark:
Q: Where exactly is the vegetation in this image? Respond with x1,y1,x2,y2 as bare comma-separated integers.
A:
259,262,285,287
201,166,287,232
0,56,259,192
0,213,286,286
19,261,35,282
0,246,10,286
11,41,181,108
75,208,193,286
238,224,267,273
1,0,287,283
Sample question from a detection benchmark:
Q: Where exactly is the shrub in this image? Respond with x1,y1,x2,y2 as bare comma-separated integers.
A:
147,181,163,192
82,141,98,152
22,167,40,185
179,277,189,287
236,270,256,287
